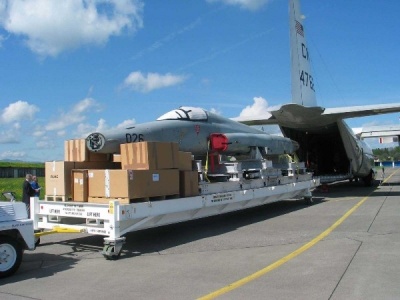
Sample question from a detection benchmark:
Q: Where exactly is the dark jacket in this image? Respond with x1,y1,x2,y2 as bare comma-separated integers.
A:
22,180,36,205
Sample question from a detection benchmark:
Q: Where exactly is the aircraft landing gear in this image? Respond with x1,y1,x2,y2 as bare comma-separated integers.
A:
362,170,375,187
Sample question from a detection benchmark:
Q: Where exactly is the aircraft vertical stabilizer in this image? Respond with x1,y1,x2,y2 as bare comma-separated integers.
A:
289,0,316,107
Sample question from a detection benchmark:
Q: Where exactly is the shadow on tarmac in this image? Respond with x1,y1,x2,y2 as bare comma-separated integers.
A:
10,198,324,264
1,252,78,285
58,198,325,259
313,179,382,199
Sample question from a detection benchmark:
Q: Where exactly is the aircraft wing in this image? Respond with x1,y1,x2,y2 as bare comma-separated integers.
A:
234,103,400,126
231,114,278,126
322,103,400,119
359,124,400,139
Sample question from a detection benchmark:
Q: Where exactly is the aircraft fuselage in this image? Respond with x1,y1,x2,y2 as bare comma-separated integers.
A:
86,108,298,158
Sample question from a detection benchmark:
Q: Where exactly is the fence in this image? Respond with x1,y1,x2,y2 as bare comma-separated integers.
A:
0,167,45,178
375,161,400,168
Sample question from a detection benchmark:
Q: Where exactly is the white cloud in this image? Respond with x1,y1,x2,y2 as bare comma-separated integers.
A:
0,131,19,144
0,150,26,159
36,140,55,149
123,71,187,93
57,130,67,137
210,108,222,115
206,0,271,11
0,0,144,57
33,129,46,137
238,96,273,119
45,97,100,131
0,100,39,124
0,34,5,47
76,117,136,139
116,119,136,129
75,118,110,138
236,96,281,135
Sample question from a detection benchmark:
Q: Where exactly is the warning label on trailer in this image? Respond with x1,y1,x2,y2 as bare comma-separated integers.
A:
211,193,234,203
62,206,86,217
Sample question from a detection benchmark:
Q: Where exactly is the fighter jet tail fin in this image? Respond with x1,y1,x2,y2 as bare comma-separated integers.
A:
289,0,317,107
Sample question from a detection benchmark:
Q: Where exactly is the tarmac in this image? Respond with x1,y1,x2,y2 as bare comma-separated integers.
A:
1,168,399,299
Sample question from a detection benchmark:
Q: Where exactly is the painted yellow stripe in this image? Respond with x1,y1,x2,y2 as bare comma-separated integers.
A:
198,170,398,300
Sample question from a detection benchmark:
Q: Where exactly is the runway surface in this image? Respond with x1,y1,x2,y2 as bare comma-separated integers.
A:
1,168,399,299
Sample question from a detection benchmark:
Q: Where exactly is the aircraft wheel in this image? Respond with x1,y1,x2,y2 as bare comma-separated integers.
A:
363,170,374,187
0,236,23,278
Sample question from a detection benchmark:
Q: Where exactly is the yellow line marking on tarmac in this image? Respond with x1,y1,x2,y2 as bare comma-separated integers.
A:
197,170,399,300
330,197,358,202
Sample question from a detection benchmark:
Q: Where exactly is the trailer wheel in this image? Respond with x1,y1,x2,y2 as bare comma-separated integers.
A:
102,244,121,260
0,236,23,278
304,196,314,205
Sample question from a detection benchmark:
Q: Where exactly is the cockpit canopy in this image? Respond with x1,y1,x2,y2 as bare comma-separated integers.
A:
157,107,208,121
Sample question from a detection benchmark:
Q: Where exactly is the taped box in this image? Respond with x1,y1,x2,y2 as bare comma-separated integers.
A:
88,169,179,201
120,141,179,170
45,161,119,200
72,170,88,202
179,171,199,197
65,139,110,162
178,151,193,171
113,154,121,163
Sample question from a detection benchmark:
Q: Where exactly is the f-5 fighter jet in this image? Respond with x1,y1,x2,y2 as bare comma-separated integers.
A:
86,107,298,158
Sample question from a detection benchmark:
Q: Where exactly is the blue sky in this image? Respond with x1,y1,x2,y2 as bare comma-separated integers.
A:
1,0,399,162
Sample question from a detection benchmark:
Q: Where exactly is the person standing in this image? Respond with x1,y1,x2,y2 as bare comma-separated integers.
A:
30,175,41,197
22,174,37,217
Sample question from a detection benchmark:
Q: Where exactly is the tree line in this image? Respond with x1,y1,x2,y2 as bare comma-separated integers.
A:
373,147,400,161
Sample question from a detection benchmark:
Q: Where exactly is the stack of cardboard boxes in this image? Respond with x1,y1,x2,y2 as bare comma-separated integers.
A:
45,139,199,203
45,139,119,201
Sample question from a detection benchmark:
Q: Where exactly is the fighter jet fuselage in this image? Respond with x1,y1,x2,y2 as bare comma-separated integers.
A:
86,107,298,158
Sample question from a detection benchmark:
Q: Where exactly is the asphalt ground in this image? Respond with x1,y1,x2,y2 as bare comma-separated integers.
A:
1,168,399,299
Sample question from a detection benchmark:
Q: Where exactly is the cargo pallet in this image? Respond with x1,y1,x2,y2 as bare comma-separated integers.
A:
31,173,320,260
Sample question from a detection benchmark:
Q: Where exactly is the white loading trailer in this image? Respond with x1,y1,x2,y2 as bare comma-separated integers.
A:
31,164,320,260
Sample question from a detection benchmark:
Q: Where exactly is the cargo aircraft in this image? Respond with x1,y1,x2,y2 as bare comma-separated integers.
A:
235,0,400,185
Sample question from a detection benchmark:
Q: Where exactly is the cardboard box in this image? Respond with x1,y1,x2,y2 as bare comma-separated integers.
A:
65,139,109,162
113,154,121,163
178,151,193,171
120,142,179,170
72,170,88,202
88,169,179,199
45,161,119,199
179,171,199,197
88,197,131,205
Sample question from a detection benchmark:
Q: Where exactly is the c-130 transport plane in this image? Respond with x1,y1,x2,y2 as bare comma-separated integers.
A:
235,0,400,186
86,0,400,185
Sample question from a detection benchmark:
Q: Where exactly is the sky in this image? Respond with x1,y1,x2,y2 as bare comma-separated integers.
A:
1,0,400,162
